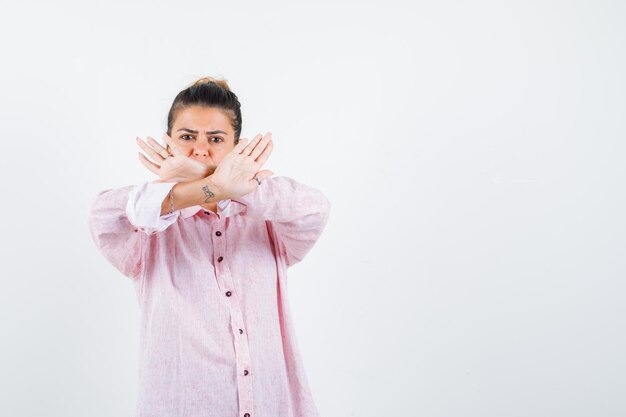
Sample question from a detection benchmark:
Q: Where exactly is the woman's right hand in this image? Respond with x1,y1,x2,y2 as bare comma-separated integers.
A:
210,132,274,200
136,133,214,183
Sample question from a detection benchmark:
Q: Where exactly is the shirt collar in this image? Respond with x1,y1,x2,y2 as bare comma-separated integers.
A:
179,198,246,219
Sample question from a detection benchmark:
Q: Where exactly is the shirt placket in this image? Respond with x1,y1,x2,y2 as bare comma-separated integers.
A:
208,211,255,417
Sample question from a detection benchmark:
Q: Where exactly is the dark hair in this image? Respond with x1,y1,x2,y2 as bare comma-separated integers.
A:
166,76,242,144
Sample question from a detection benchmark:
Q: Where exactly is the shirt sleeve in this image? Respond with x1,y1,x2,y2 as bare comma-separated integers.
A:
87,185,146,280
125,180,180,235
86,181,178,280
232,175,331,267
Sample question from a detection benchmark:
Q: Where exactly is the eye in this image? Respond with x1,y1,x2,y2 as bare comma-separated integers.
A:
211,136,224,143
180,135,194,141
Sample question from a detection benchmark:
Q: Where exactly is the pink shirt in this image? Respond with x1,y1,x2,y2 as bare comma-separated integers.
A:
87,176,331,417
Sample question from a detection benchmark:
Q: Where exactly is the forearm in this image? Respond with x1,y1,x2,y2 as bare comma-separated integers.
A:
234,176,329,221
232,176,331,267
159,175,226,216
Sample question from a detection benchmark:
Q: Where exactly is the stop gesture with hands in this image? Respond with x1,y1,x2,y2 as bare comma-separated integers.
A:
136,131,274,200
136,133,214,183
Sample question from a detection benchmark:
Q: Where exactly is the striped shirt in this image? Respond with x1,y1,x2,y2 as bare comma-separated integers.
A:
87,176,331,417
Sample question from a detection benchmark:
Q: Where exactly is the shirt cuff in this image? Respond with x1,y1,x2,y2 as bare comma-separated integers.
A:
125,180,179,235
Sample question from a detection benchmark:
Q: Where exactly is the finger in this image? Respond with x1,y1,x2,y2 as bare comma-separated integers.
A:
137,152,160,175
136,136,167,162
232,137,249,154
254,139,273,166
240,133,263,156
162,132,181,156
147,135,170,158
249,132,272,160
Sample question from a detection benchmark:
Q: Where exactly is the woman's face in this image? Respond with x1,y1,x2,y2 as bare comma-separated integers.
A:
168,105,237,167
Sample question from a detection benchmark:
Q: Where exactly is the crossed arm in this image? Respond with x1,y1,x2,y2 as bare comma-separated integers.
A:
135,132,274,216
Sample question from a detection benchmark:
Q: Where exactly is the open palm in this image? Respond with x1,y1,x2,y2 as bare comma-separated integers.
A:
211,132,274,200
136,133,213,182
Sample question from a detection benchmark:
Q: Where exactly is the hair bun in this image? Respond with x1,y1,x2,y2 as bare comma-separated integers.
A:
168,75,242,140
191,76,231,92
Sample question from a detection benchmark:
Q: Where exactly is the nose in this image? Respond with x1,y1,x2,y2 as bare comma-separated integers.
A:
193,138,210,157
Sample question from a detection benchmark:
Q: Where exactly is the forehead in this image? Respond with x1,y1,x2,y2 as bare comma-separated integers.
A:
173,106,233,134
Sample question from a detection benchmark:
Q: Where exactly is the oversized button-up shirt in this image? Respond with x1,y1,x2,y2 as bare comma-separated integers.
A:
86,175,331,417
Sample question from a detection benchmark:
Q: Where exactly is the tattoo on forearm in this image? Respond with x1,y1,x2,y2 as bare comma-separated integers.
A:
202,185,215,203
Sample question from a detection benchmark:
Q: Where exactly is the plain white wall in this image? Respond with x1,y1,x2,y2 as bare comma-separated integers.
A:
0,1,624,416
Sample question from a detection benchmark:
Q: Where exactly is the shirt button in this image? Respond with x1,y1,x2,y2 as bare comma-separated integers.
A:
244,414,250,417
239,329,243,334
225,291,232,297
215,231,222,236
244,370,249,376
218,256,223,262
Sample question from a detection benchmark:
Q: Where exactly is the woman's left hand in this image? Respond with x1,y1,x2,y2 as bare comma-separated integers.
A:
136,133,214,183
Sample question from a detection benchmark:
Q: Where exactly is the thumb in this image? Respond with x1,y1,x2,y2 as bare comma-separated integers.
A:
163,132,178,155
255,170,274,182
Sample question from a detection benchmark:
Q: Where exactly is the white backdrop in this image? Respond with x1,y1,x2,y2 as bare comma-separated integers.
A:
0,1,624,416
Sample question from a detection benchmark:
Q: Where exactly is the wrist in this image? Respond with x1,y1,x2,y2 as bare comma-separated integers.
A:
199,174,228,203
199,164,215,180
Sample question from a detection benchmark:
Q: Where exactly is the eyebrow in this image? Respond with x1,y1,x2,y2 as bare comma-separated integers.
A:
176,128,228,135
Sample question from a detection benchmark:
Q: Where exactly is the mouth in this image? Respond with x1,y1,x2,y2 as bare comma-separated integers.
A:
191,157,213,165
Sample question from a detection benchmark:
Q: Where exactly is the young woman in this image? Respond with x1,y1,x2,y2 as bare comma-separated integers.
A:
87,77,331,417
